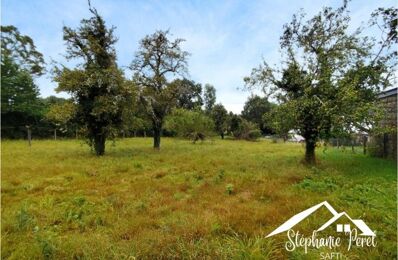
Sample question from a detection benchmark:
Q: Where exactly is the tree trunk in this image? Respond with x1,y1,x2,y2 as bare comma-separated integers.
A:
153,126,161,149
221,132,224,139
305,139,316,164
363,135,367,155
27,126,32,147
94,134,105,156
134,130,137,137
54,129,57,140
144,131,146,138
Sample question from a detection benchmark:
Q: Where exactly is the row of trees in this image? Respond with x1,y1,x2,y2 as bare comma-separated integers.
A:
1,4,268,154
2,1,396,164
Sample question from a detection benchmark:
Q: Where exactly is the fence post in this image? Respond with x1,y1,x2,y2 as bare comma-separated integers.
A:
26,125,32,146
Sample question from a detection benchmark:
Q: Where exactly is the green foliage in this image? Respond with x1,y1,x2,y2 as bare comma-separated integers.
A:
242,95,275,135
264,103,295,141
45,101,76,132
54,5,127,155
1,55,42,115
210,103,228,139
171,78,203,110
1,25,45,76
225,183,234,195
15,206,35,231
0,27,48,138
247,129,262,140
36,234,56,260
296,176,338,193
165,108,214,142
203,84,216,113
229,114,261,141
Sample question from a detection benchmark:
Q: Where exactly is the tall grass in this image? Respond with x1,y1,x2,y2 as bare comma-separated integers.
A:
1,138,396,259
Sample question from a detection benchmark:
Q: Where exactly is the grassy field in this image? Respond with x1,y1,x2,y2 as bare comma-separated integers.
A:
1,138,397,259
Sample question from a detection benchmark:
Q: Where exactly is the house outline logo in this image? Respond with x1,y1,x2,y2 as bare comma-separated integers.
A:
266,201,376,238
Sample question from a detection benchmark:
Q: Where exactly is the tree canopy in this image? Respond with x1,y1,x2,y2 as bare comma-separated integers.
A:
203,84,216,113
245,2,396,164
242,95,275,135
131,30,189,149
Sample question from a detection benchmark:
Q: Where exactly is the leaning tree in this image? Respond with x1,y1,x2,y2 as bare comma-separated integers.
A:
245,1,395,164
131,30,189,149
54,3,127,155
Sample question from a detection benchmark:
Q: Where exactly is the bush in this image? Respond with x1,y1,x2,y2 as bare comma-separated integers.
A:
225,183,234,195
230,116,261,141
165,108,215,143
248,129,262,140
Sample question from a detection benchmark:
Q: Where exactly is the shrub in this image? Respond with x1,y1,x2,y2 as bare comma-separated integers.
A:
225,183,234,195
165,108,215,143
230,116,261,141
248,129,262,140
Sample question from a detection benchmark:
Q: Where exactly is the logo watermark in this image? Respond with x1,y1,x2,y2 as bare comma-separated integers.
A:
266,201,377,256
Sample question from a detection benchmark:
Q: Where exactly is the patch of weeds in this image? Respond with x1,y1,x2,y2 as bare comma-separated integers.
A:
133,162,143,169
22,183,34,191
340,183,387,207
63,197,95,231
213,170,225,184
65,208,84,222
39,196,55,209
135,201,147,213
15,206,35,231
87,215,106,228
193,172,204,182
36,234,56,260
310,166,325,174
296,177,338,193
225,184,235,195
73,196,86,207
222,233,281,259
211,222,222,234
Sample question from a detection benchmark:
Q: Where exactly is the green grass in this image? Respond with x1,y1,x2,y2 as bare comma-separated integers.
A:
1,138,396,259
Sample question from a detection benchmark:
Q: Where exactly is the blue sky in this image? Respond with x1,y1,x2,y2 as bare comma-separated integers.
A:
3,0,395,113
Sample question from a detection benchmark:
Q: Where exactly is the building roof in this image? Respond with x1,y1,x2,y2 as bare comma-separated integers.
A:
378,87,397,99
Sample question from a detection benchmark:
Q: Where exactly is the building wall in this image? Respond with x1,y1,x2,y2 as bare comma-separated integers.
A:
369,89,397,160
